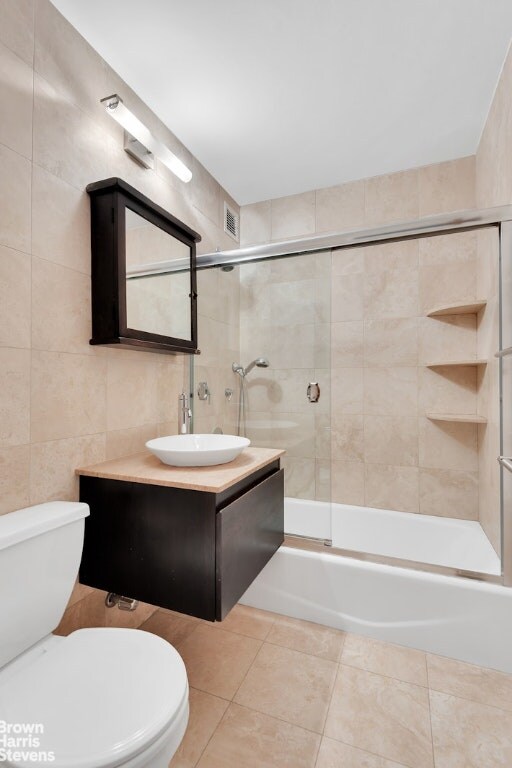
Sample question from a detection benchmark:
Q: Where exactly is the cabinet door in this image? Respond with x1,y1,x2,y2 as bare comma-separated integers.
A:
215,470,284,620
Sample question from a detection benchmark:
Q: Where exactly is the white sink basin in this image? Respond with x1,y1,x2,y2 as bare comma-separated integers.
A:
146,434,251,467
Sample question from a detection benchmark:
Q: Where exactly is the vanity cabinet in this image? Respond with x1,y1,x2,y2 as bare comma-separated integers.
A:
77,450,284,621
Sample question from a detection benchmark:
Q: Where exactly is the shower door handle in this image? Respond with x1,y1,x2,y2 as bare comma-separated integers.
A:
307,382,320,403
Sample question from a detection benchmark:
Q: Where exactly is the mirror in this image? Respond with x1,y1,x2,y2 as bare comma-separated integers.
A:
125,209,192,341
87,178,200,354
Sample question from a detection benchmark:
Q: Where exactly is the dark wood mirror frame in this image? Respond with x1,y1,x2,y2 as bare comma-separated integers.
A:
86,177,201,354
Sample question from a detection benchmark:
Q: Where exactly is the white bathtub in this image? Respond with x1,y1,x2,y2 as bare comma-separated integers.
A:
241,497,512,673
285,497,501,574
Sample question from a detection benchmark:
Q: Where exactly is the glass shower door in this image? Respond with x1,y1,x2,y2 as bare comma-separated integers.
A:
238,250,332,543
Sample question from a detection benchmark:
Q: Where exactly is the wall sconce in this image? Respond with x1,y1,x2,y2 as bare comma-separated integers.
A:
101,94,192,183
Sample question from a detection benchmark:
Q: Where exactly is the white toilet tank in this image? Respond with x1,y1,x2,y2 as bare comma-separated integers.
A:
0,501,90,669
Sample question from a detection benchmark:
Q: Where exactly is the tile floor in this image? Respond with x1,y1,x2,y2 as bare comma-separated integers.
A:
132,604,512,768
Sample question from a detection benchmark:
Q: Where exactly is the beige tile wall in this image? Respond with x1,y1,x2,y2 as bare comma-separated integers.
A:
475,41,512,555
239,252,331,500
240,157,475,245
0,0,239,524
239,160,502,527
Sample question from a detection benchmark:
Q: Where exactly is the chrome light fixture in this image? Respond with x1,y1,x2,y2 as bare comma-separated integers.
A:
101,94,192,183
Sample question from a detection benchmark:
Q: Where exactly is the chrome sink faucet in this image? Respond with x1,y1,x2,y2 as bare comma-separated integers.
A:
178,392,192,434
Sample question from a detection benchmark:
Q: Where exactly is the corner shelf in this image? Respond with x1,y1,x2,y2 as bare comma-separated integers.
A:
426,300,487,317
426,359,487,368
426,413,487,424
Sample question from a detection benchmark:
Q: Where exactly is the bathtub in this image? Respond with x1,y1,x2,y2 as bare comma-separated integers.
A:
285,498,501,574
241,498,512,673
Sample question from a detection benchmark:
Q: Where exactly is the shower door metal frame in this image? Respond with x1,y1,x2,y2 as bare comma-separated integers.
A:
193,204,512,586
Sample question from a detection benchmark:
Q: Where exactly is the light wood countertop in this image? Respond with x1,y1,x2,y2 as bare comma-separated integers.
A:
76,446,285,493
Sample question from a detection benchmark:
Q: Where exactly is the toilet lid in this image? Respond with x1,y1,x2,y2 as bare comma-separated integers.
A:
0,627,188,768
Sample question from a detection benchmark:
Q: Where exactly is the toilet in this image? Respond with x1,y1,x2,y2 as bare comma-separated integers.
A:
0,501,189,768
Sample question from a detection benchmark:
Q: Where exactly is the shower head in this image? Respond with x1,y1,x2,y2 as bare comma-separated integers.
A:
232,357,270,377
243,357,270,376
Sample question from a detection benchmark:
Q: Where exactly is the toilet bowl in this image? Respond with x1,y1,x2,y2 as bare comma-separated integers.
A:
0,501,189,768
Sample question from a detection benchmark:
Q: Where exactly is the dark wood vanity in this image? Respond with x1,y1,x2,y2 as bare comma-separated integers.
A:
76,448,284,621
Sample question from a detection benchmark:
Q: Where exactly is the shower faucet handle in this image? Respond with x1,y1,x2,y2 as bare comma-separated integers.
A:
307,382,320,403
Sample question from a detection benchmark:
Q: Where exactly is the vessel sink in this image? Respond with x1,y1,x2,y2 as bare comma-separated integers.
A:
146,434,251,467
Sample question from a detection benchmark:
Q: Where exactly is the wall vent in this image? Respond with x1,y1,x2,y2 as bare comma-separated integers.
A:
224,202,240,242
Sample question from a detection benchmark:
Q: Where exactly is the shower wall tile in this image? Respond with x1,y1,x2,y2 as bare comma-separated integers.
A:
331,460,365,505
0,0,35,66
363,240,418,272
272,323,316,369
419,468,478,520
418,366,477,416
0,41,33,159
271,191,316,240
363,367,417,416
332,322,364,367
0,143,31,254
331,415,364,463
364,318,418,367
315,414,331,460
271,253,315,283
418,315,477,365
272,412,315,459
332,368,364,414
364,268,419,320
419,230,478,266
364,169,419,226
418,156,476,216
267,369,316,414
419,261,477,314
272,279,317,326
315,459,331,502
364,464,419,514
236,125,494,525
419,419,478,472
0,245,31,349
315,180,365,233
331,246,364,275
331,273,364,322
282,456,316,500
364,416,418,467
240,201,271,245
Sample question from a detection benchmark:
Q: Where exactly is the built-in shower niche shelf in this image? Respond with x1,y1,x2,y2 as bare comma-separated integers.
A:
426,359,487,368
425,300,487,317
426,413,488,424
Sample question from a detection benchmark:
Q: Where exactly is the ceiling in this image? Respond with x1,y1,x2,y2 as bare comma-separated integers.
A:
51,0,512,206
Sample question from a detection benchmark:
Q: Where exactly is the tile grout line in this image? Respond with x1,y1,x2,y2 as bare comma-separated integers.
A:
185,686,231,768
425,655,437,768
